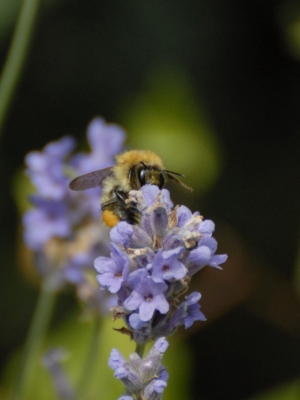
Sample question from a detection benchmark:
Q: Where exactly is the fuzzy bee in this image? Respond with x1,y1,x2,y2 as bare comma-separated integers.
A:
69,150,192,227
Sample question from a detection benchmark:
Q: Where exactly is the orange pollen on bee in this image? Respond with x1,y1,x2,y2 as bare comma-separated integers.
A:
102,210,120,227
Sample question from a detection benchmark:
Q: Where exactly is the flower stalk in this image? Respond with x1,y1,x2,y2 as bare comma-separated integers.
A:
9,286,56,400
75,316,102,400
0,0,41,137
134,343,146,359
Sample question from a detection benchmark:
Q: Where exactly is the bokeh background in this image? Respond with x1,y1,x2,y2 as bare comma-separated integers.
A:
1,0,300,399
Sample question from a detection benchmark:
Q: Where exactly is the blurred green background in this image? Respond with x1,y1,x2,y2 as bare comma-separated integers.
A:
1,0,300,399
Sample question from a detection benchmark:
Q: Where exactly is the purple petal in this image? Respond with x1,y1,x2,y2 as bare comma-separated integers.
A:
110,221,133,246
154,337,169,353
87,118,125,156
126,275,169,321
71,118,125,175
23,200,70,250
198,219,215,234
199,235,218,253
208,254,228,269
188,246,211,265
139,301,156,321
45,136,75,158
110,244,130,278
150,206,169,236
127,268,149,287
96,273,122,293
128,313,148,330
161,189,173,209
94,257,115,273
184,304,206,328
94,250,129,293
108,349,126,370
140,185,160,206
151,248,186,282
152,379,167,393
188,305,206,322
186,292,201,305
176,205,192,227
25,152,47,171
124,291,144,311
152,293,169,315
162,261,186,281
162,229,181,250
110,222,152,248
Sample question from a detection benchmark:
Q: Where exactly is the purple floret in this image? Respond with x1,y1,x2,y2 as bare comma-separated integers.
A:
94,244,130,293
151,247,186,283
124,270,169,321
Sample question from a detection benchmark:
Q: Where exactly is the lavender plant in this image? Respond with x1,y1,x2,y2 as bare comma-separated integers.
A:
94,184,227,400
11,118,125,400
18,117,227,400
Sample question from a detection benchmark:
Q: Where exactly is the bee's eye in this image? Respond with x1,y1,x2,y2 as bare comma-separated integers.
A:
138,168,146,186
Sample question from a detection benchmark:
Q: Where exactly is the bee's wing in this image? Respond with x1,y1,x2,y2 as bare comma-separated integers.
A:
69,167,114,191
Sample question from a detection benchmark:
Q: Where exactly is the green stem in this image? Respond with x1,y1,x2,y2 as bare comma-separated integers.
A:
75,316,102,400
135,342,146,358
0,0,42,138
9,287,56,400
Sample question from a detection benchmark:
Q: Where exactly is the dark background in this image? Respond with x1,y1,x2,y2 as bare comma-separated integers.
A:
1,0,300,399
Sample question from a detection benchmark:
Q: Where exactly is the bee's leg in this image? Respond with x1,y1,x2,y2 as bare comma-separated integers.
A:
101,191,129,214
101,190,141,226
101,197,119,210
114,189,128,205
115,189,141,224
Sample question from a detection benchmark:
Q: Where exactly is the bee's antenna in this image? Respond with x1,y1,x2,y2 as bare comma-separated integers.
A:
164,169,185,178
164,170,193,192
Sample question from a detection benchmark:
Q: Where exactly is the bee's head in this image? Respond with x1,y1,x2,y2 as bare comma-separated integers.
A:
137,162,165,189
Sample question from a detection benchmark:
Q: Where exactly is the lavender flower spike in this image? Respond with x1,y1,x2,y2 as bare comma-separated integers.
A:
23,118,126,315
95,184,227,398
95,185,227,343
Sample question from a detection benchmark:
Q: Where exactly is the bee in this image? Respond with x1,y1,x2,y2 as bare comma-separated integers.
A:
69,150,192,227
